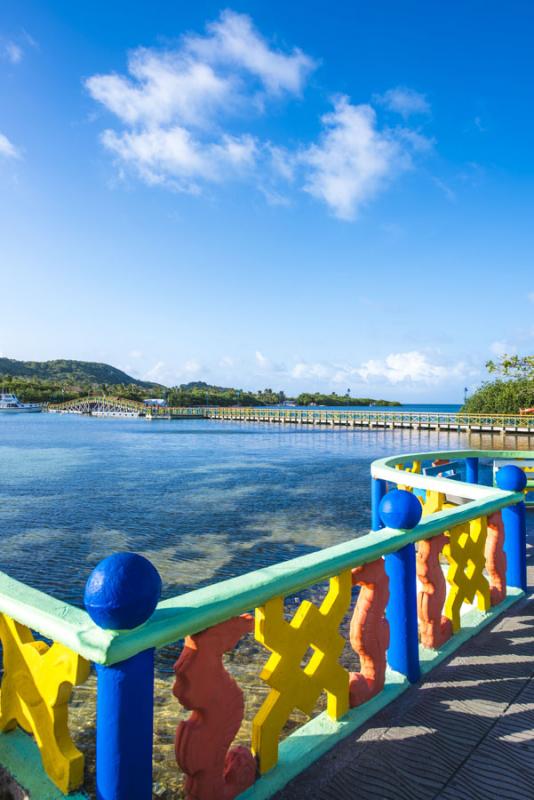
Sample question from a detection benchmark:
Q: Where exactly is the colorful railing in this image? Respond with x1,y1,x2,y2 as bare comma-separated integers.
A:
0,449,530,799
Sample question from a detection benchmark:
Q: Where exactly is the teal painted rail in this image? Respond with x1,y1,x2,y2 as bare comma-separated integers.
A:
0,449,531,799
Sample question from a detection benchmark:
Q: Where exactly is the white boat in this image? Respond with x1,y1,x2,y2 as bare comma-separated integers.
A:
0,392,42,413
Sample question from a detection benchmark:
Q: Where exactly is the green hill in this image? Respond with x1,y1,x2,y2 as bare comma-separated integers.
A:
178,380,232,391
0,358,160,389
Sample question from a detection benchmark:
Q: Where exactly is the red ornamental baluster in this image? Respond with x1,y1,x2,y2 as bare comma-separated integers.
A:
349,559,390,706
417,534,452,648
486,511,507,605
174,615,257,800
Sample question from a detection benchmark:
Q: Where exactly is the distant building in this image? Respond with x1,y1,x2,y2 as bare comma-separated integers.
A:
143,398,167,407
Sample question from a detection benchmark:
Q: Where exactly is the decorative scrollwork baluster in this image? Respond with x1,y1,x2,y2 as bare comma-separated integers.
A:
349,559,389,706
173,615,257,800
417,534,452,648
0,614,90,793
443,517,491,632
252,571,352,774
486,511,507,605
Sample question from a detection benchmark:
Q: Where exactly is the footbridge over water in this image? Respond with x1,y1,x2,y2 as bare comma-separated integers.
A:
48,397,534,435
48,395,147,416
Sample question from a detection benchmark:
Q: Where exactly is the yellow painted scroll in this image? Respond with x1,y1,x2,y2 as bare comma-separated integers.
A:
395,460,421,492
443,518,491,633
0,614,90,793
252,571,352,773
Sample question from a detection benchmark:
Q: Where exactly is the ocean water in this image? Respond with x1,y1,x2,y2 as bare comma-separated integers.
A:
0,407,519,607
0,410,532,798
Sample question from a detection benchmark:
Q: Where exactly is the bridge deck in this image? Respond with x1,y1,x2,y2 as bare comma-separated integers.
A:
276,519,534,800
48,399,534,433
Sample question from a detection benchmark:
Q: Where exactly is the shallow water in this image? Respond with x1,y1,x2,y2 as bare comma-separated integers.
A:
0,411,512,605
1,413,532,797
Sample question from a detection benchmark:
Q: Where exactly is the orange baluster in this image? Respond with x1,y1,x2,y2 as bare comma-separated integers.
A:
417,534,452,648
349,559,389,706
486,511,507,605
174,615,257,800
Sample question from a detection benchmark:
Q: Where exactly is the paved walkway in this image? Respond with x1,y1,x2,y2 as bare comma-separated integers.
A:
277,525,534,800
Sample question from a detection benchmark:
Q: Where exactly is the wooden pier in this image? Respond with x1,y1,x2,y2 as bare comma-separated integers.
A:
152,406,534,435
48,398,534,435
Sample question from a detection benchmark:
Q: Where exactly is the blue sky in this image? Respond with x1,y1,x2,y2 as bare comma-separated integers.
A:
1,1,533,401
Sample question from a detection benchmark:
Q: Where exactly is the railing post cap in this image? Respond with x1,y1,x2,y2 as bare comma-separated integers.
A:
379,488,422,530
496,464,527,492
84,552,162,630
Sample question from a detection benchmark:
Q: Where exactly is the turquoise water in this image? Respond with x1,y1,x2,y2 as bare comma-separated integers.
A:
0,409,472,608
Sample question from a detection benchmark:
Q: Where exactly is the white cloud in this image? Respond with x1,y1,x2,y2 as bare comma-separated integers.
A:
86,12,431,218
139,350,472,391
187,9,316,95
528,293,534,303
86,11,314,192
128,349,144,359
2,41,23,64
490,341,506,357
87,49,234,130
300,97,414,220
291,362,330,380
433,176,456,202
268,144,296,181
255,351,286,374
143,358,203,385
357,351,461,384
255,351,269,368
270,351,467,387
101,126,257,190
0,132,20,159
395,127,434,153
1,32,36,64
490,340,517,358
375,86,430,117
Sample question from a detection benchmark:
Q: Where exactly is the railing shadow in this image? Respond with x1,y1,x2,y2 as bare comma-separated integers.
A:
275,599,534,800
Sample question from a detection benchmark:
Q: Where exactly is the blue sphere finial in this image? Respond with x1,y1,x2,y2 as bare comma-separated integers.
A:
379,489,422,530
496,465,527,492
84,552,162,630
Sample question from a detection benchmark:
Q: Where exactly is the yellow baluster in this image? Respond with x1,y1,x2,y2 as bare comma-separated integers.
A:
422,490,445,516
0,614,90,793
443,518,491,633
395,461,420,492
252,571,352,773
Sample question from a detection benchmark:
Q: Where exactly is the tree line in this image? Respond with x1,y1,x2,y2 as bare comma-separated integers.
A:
462,355,534,413
1,375,400,408
294,393,400,407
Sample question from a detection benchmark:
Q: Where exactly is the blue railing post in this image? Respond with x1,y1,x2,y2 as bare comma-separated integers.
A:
371,477,387,531
496,466,528,592
84,553,162,800
380,489,422,683
465,456,479,484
